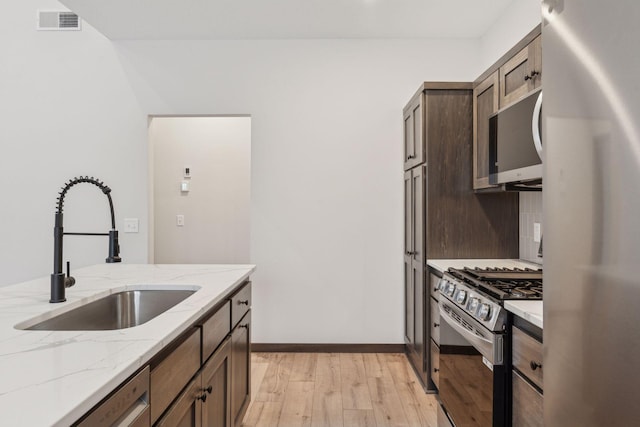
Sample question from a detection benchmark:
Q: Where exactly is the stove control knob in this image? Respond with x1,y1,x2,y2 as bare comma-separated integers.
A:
446,283,456,297
454,289,467,305
477,303,492,321
438,279,448,292
467,297,479,314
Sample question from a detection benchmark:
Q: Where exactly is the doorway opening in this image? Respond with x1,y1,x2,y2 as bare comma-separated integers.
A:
148,116,251,264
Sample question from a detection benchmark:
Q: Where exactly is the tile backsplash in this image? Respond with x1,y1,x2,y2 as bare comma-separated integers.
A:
520,192,543,264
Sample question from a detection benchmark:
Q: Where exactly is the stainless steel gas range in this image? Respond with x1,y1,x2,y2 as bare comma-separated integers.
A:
436,267,542,427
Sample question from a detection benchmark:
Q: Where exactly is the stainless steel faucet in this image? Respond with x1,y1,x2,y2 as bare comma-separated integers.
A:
50,177,121,303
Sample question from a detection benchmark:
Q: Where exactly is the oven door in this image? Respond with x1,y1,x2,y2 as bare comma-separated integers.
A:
438,299,507,427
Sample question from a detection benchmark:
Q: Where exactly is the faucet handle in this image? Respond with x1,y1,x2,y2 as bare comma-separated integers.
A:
65,261,76,288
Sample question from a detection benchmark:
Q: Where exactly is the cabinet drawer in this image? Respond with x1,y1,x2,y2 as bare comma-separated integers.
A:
430,340,440,389
231,282,251,328
430,297,440,345
512,326,543,389
150,328,201,424
201,300,231,363
512,370,543,427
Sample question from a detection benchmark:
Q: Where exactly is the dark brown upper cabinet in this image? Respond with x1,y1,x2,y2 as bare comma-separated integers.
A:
403,91,425,170
473,71,500,190
472,26,541,191
499,35,542,108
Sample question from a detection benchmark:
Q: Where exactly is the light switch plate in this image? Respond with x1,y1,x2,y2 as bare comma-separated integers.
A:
124,218,139,233
533,222,541,243
176,215,185,226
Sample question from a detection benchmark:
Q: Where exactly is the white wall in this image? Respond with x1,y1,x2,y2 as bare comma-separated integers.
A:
150,117,250,264
478,0,542,74
1,0,538,344
0,0,149,286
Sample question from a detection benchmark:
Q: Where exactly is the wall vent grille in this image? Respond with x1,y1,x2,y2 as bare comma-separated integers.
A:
37,11,81,31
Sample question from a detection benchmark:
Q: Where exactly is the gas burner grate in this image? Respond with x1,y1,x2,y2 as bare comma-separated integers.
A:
447,267,543,300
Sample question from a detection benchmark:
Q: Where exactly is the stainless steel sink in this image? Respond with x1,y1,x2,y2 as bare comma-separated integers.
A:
23,289,196,331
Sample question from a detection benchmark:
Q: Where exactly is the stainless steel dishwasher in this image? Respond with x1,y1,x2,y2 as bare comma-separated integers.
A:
76,366,150,427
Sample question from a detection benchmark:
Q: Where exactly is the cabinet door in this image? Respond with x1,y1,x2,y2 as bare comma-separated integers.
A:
412,166,425,264
404,260,414,347
404,169,414,347
408,262,425,382
403,92,424,170
150,329,201,424
156,375,203,427
473,71,500,189
499,35,542,107
202,337,232,427
231,311,251,427
512,370,543,427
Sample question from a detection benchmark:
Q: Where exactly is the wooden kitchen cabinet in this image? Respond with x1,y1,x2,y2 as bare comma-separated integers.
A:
402,83,518,391
155,374,203,427
473,71,500,190
230,311,251,427
202,337,232,427
157,337,232,427
472,26,541,190
78,280,252,427
499,35,542,108
403,91,424,170
151,329,202,424
404,166,426,383
512,319,543,427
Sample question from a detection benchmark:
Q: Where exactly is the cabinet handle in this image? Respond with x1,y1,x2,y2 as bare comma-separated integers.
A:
406,251,416,256
433,323,440,328
407,155,416,160
524,70,540,81
197,393,208,402
238,300,249,306
433,368,440,373
240,324,249,329
205,385,213,394
530,361,542,371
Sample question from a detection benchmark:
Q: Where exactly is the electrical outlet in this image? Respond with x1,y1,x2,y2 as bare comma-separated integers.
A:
124,218,139,233
176,215,185,227
534,222,542,243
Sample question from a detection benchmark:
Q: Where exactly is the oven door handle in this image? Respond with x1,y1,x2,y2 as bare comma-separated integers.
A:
438,303,500,365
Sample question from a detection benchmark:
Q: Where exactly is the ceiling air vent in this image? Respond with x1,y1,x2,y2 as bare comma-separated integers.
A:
37,11,81,31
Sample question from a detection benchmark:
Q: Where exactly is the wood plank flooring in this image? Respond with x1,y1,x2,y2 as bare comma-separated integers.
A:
242,353,438,427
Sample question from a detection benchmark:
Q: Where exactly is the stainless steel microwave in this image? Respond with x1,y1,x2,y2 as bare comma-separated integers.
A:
489,88,543,186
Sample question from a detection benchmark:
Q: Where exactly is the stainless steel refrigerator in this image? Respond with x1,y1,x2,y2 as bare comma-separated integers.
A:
542,0,640,425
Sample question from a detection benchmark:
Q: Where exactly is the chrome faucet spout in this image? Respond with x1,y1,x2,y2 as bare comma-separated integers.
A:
50,176,122,303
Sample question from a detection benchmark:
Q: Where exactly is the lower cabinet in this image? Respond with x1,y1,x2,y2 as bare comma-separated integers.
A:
76,280,252,427
511,320,543,427
157,337,232,427
231,312,251,427
202,337,232,427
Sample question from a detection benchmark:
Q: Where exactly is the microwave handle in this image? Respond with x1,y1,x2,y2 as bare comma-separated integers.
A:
532,91,543,161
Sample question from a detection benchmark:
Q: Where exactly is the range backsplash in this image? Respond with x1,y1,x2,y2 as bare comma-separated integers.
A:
520,192,543,264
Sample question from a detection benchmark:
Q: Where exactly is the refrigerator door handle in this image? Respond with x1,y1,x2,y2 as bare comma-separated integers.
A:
532,91,543,161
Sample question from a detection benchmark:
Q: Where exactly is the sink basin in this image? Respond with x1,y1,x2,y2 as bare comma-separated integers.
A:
22,289,197,331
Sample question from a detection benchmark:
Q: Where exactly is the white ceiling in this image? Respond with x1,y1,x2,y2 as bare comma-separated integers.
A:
59,0,515,40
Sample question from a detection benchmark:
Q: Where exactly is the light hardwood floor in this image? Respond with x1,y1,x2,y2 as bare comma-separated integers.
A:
242,353,438,427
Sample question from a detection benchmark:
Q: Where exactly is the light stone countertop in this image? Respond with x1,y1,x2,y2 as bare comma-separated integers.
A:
427,258,543,329
0,263,255,426
504,300,543,329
